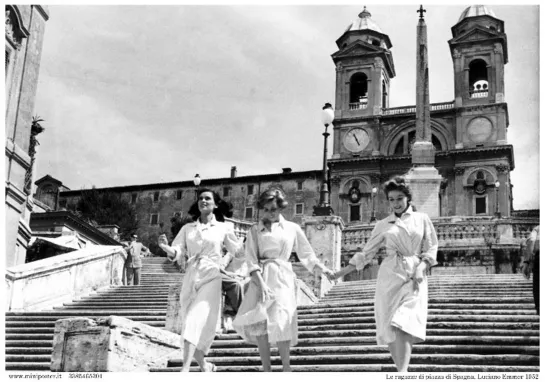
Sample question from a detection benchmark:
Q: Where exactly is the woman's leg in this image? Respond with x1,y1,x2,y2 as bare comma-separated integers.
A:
180,340,197,372
388,327,414,372
256,334,272,372
193,349,214,371
277,340,292,372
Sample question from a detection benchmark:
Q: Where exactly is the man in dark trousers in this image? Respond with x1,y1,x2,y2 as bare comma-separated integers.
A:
123,234,149,286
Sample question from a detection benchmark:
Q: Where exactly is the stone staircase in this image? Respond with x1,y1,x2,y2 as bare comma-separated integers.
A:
5,258,539,372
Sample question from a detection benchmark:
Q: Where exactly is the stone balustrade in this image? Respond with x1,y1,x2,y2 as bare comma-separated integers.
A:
225,217,253,239
349,101,368,110
5,245,126,312
382,101,454,116
341,217,538,251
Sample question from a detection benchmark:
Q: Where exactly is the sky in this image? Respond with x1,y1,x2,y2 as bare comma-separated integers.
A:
32,3,539,209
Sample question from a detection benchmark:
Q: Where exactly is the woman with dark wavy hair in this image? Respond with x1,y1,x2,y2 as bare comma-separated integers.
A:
233,188,335,372
333,176,438,372
158,188,243,372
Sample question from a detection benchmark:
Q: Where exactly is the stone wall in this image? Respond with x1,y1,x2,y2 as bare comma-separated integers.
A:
5,245,126,312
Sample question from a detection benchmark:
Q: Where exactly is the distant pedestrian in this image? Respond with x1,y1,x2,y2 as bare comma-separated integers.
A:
522,225,539,315
333,176,438,372
123,234,149,286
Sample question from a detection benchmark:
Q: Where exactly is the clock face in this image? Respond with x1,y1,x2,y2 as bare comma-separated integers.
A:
343,128,370,153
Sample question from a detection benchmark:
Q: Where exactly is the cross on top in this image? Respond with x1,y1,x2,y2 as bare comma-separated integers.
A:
417,5,426,19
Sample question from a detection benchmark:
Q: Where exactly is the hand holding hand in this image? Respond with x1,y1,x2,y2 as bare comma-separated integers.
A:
321,268,337,281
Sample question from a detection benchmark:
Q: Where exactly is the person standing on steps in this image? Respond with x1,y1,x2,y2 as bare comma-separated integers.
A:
233,188,335,372
522,225,539,315
333,177,438,372
123,234,149,286
158,188,243,372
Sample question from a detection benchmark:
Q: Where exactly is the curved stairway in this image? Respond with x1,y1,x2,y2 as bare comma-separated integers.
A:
5,258,539,372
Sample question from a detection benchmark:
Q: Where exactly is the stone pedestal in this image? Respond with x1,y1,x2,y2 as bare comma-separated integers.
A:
405,166,443,218
51,316,181,372
165,281,184,335
302,216,345,297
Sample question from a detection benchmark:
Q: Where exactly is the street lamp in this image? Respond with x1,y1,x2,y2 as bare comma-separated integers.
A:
494,180,501,218
313,103,335,216
370,187,378,223
193,173,201,201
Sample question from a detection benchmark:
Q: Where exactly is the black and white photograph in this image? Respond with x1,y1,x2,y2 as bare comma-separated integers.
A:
4,2,540,376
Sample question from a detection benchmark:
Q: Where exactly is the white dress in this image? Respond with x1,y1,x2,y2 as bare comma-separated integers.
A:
171,217,242,354
349,207,438,345
233,214,325,346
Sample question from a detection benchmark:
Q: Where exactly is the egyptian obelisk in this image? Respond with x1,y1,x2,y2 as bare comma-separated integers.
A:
405,5,443,217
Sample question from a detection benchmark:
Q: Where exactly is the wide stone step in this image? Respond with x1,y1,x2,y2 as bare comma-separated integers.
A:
151,363,539,372
5,320,164,328
6,355,51,363
204,344,540,357
299,303,535,314
6,315,166,322
210,336,537,349
297,315,537,326
318,297,534,304
5,362,50,371
300,310,536,320
298,321,539,331
165,353,539,367
5,347,53,355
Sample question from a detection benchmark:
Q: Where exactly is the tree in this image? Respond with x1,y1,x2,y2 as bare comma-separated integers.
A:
69,188,139,241
170,212,194,239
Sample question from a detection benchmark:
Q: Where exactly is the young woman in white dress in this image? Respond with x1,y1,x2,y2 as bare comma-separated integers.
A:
333,177,438,372
158,188,243,372
233,189,335,372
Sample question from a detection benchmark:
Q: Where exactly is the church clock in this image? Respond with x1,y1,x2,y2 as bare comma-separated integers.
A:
343,128,370,153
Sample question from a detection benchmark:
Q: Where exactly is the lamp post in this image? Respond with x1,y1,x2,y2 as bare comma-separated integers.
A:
494,180,501,218
313,103,335,216
370,187,378,223
193,173,201,201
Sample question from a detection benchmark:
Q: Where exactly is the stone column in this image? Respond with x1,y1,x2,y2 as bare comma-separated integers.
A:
51,316,181,372
302,216,345,297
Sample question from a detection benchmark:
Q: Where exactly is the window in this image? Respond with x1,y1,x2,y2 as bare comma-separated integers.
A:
245,207,253,220
150,214,159,225
153,191,160,202
295,203,304,215
350,204,361,222
59,199,67,209
297,181,303,191
469,59,488,98
176,190,182,200
475,196,487,215
349,72,369,109
223,187,230,197
247,185,254,195
131,193,137,204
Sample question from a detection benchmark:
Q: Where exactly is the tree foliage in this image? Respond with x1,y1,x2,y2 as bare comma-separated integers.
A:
69,188,139,241
170,212,194,239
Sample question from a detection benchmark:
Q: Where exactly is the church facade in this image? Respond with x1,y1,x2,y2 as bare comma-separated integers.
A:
35,5,519,250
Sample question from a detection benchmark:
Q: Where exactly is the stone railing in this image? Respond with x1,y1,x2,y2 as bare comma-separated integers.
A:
349,101,368,110
225,217,253,239
341,216,538,251
470,90,488,98
382,101,455,116
5,245,126,312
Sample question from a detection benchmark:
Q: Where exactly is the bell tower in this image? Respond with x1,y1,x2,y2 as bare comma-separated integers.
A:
448,5,509,149
330,6,395,160
449,5,508,107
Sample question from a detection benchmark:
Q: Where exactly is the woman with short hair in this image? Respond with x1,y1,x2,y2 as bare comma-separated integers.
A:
233,188,335,372
159,188,242,372
334,176,438,372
